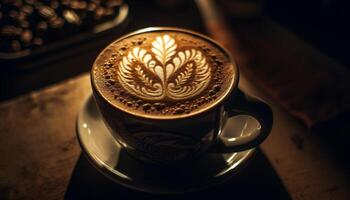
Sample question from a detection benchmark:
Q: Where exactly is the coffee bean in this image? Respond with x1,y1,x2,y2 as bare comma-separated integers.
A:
19,20,30,28
70,1,87,10
13,0,23,8
50,1,59,9
36,21,48,33
10,40,21,52
106,8,115,16
22,5,34,15
106,0,122,8
49,17,64,28
21,29,32,43
95,7,105,19
14,27,22,36
32,37,43,46
61,0,70,6
87,3,97,11
63,10,81,24
9,10,19,20
91,0,102,6
1,26,17,37
25,0,35,5
38,6,56,19
17,12,27,21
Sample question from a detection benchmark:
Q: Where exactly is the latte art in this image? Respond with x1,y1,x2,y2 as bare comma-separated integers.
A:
117,35,211,100
92,30,236,118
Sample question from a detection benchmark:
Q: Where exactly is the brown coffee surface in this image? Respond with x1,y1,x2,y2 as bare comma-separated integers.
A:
92,30,236,118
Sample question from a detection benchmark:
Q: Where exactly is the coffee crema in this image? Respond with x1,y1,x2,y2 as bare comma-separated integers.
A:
92,30,236,118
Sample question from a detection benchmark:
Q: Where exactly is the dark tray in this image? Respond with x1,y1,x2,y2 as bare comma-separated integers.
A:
0,3,129,72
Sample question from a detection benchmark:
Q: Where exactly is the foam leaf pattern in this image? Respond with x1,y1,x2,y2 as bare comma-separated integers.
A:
167,49,211,100
116,35,211,101
151,35,177,65
117,47,164,100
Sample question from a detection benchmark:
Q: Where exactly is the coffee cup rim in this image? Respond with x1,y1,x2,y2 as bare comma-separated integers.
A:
91,27,239,121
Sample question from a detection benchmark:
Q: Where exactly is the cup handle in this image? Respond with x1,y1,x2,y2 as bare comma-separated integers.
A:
209,89,273,153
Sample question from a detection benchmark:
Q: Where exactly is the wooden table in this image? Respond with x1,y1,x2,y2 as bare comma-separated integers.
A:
1,74,349,199
1,21,350,200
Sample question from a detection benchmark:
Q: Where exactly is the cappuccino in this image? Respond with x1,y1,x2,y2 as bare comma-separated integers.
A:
92,30,236,118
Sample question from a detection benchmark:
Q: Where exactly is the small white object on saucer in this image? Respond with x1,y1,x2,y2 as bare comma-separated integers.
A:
76,95,256,194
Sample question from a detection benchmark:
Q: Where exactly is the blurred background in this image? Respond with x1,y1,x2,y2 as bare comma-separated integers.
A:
1,0,349,100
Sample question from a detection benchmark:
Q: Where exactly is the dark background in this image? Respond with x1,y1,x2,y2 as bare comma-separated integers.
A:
1,0,350,101
265,0,350,67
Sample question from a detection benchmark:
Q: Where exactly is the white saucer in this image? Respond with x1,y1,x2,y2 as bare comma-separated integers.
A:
76,95,256,194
